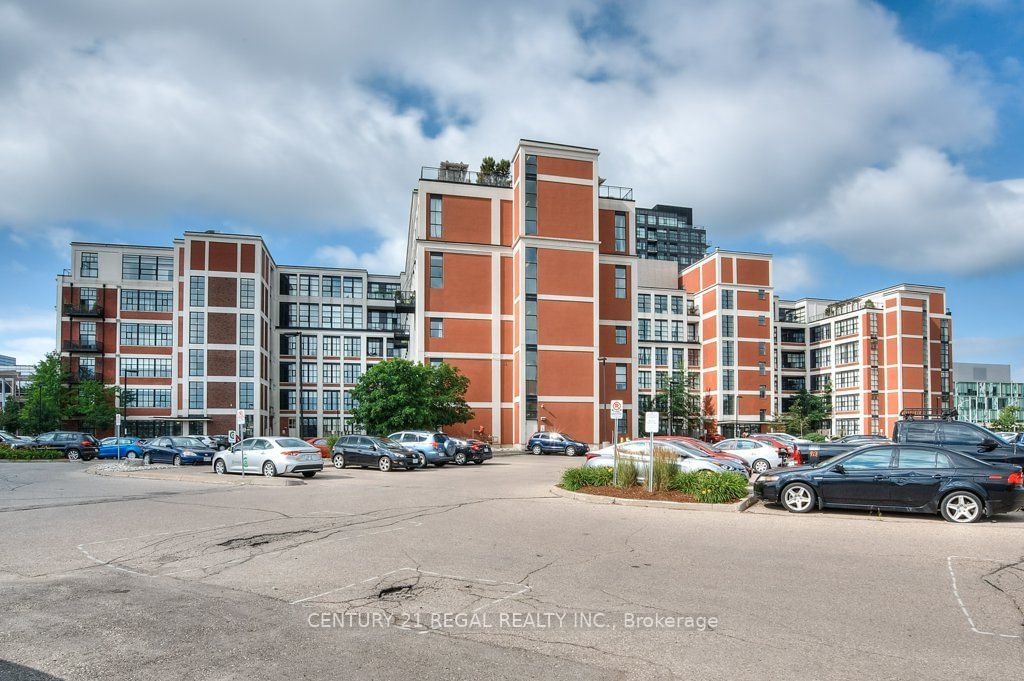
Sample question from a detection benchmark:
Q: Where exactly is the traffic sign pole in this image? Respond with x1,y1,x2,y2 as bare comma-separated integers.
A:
236,409,246,477
610,400,623,486
644,411,660,492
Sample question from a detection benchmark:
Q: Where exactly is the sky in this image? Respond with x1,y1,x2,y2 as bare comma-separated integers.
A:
0,0,1022,375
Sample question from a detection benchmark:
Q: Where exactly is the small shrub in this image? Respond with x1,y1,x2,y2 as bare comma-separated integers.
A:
614,459,638,488
669,470,704,495
651,449,679,491
560,466,613,491
326,435,339,451
0,446,65,460
692,472,750,504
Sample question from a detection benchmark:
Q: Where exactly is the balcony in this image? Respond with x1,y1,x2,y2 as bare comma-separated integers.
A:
391,324,410,340
598,184,634,201
63,339,103,353
421,166,511,188
394,291,416,313
69,369,103,384
63,302,104,318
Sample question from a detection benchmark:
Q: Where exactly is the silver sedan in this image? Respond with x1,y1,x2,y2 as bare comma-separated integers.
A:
212,436,324,478
583,440,734,475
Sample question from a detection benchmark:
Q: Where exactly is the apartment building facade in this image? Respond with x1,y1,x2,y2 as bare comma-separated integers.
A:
57,232,407,438
635,204,708,269
402,140,639,445
952,363,1023,426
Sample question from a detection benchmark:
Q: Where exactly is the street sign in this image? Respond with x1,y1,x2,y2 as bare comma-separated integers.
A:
610,399,623,420
644,411,659,434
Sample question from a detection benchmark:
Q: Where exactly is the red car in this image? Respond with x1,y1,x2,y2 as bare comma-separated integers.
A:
305,437,331,459
656,436,749,468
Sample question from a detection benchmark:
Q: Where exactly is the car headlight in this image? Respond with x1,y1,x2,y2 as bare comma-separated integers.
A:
757,474,779,483
395,453,406,458
183,450,194,456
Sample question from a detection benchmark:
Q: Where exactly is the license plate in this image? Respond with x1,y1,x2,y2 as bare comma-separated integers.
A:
203,456,211,462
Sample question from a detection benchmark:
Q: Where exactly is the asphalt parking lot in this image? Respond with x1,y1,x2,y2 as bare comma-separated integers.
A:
2,457,1023,680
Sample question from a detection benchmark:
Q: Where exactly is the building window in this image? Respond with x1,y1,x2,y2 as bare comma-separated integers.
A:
239,350,254,378
614,212,626,252
125,388,171,408
344,363,361,384
342,305,362,329
79,321,97,344
302,335,319,356
122,254,173,281
429,196,442,238
343,337,361,356
672,348,683,371
810,324,830,343
189,349,204,377
78,357,96,380
281,362,296,383
525,247,538,295
188,382,204,410
758,341,766,356
323,390,340,411
615,326,627,345
654,295,667,313
239,382,254,410
836,341,859,365
280,273,297,295
320,275,341,298
189,312,205,343
759,385,766,398
80,252,98,278
430,318,444,338
723,369,735,391
367,338,383,358
298,303,319,328
758,315,766,326
614,266,626,299
190,276,205,307
343,277,363,299
758,289,765,301
323,363,340,384
240,278,255,309
721,315,734,337
721,289,734,310
722,341,734,366
321,336,340,356
672,296,684,315
639,347,651,365
525,155,537,235
301,362,317,384
811,347,831,368
638,294,650,313
655,347,668,366
835,318,859,337
615,365,627,390
121,357,172,378
321,304,342,329
120,289,173,312
240,314,254,345
295,274,317,298
639,370,651,390
430,253,443,288
654,320,667,340
759,361,766,376
301,390,317,411
280,389,296,410
638,319,650,341
121,323,173,347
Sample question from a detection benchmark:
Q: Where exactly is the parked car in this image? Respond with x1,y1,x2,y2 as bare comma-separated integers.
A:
750,434,795,458
526,431,589,457
332,435,422,471
16,431,100,460
0,431,31,447
213,436,324,477
450,437,493,465
584,440,743,476
766,432,814,448
209,435,231,450
97,437,146,460
305,437,332,459
754,444,1024,523
387,431,456,467
835,434,889,444
648,438,750,475
140,436,216,466
656,436,751,469
713,438,783,474
806,417,1024,467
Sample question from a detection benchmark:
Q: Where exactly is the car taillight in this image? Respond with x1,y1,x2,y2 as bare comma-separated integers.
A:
584,453,600,461
81,440,92,447
1005,471,1022,485
432,441,440,449
282,450,301,457
792,448,803,465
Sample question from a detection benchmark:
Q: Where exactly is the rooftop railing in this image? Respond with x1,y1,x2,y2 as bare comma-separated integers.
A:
421,166,511,187
598,184,634,201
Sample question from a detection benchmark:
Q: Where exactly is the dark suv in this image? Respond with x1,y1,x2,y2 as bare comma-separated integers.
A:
19,431,100,461
526,432,589,457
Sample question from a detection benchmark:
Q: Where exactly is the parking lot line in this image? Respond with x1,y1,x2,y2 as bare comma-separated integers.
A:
946,555,1022,639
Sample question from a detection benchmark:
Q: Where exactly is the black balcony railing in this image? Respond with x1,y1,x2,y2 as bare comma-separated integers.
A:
69,369,103,384
598,184,634,201
394,291,415,312
367,321,409,332
63,340,103,353
63,302,104,317
421,166,511,187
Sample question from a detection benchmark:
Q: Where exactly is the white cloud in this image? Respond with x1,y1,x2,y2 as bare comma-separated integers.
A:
0,335,53,365
771,255,817,298
0,0,1018,278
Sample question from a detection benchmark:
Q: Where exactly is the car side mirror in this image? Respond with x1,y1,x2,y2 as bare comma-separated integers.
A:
981,438,1000,451
833,463,846,474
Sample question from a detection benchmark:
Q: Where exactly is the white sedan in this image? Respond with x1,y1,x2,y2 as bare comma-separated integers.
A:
713,438,782,474
583,440,729,474
212,436,324,478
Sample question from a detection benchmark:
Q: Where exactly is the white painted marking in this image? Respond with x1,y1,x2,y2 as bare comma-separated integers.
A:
946,555,1022,639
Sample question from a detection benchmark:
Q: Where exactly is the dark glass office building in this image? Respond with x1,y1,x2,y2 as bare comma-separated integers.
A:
635,204,707,269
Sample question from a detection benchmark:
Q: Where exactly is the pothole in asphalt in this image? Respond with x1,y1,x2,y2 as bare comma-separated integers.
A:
217,529,316,549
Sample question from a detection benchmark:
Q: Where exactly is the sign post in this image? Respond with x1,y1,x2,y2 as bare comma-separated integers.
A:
644,411,660,492
236,409,246,477
610,400,623,486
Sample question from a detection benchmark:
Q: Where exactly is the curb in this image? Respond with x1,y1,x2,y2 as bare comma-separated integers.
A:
0,458,71,463
550,485,751,512
86,465,305,487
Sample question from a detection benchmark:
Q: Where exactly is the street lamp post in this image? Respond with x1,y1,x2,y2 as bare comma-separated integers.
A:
598,356,607,445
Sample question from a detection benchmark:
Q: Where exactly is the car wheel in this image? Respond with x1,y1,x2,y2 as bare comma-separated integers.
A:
531,445,542,455
214,459,227,475
752,459,771,474
781,483,816,513
127,451,137,460
417,457,428,469
941,491,983,523
172,454,181,467
66,448,81,461
302,471,317,478
454,451,467,465
565,446,577,457
378,456,392,472
332,453,346,469
143,453,151,465
262,461,277,477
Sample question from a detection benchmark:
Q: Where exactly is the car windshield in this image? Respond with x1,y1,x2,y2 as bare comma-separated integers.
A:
275,438,311,448
374,437,403,449
170,437,205,448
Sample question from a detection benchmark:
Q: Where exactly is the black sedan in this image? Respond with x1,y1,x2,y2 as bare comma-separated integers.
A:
331,435,423,471
451,438,493,465
753,444,1024,523
141,436,217,466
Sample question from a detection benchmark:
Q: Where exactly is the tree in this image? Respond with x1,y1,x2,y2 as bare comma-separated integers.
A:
701,393,718,440
654,370,702,435
19,351,70,434
73,380,119,434
349,359,474,436
478,156,511,185
990,405,1021,432
782,388,831,436
0,399,23,433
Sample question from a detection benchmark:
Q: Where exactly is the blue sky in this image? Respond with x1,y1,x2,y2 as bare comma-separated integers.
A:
0,0,1022,375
